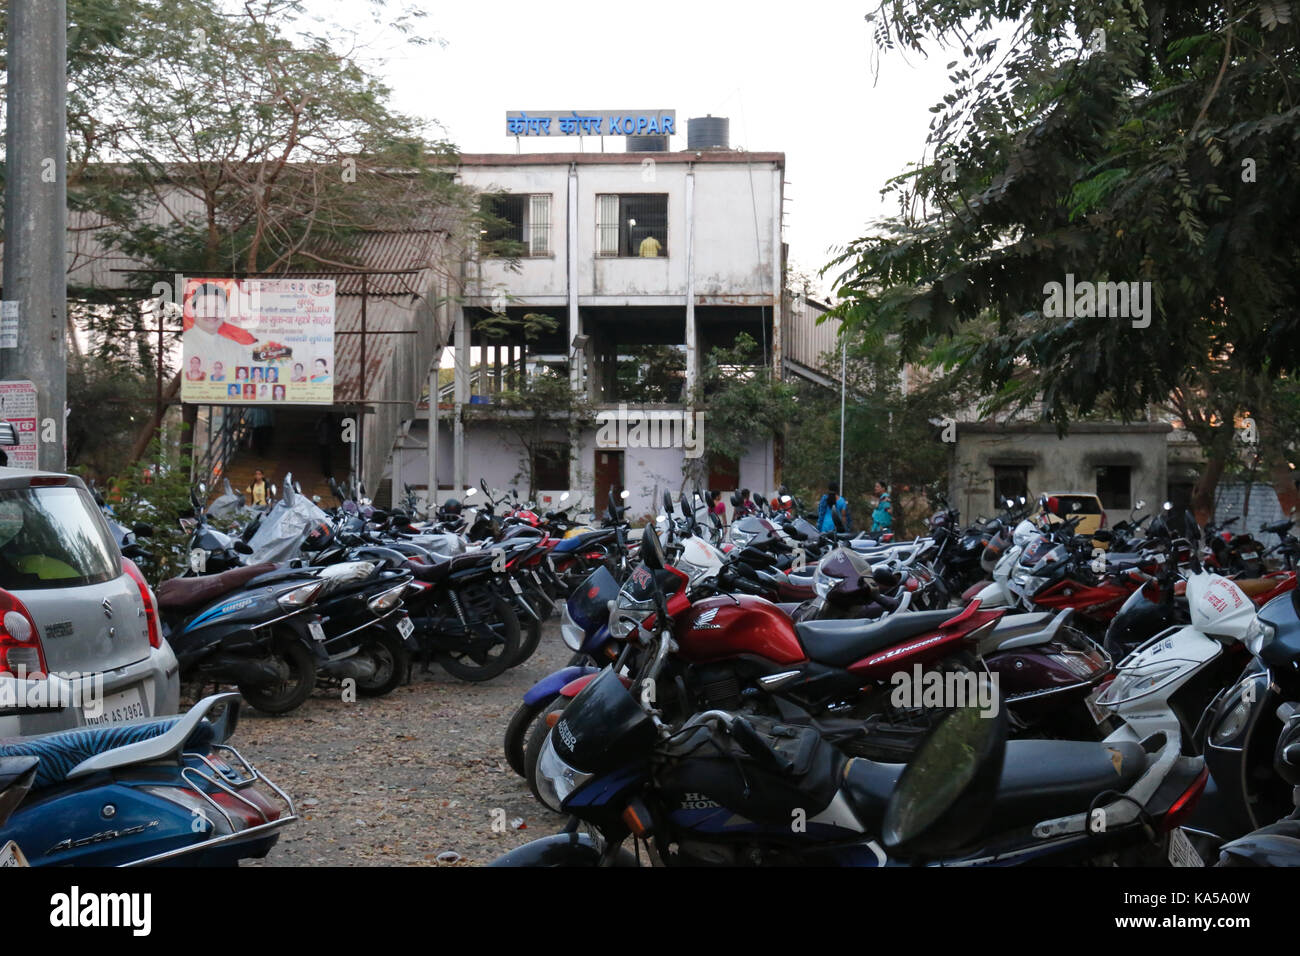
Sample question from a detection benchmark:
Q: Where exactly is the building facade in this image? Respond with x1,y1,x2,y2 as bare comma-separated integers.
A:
391,148,788,520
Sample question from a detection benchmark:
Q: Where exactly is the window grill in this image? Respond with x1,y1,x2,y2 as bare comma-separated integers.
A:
596,194,667,257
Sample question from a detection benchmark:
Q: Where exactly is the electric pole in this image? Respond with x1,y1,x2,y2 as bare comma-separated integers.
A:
2,0,68,471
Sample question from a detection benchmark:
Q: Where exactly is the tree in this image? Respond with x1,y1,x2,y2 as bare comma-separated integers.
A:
827,2,1300,516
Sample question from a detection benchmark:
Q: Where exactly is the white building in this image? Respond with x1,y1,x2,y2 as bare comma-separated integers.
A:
390,140,789,521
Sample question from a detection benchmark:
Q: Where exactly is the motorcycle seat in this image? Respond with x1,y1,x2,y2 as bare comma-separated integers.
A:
0,717,215,790
156,563,279,612
840,738,1147,836
795,609,957,667
1235,578,1282,598
553,530,611,554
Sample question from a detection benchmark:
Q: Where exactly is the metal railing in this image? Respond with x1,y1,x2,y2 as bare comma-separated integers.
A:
195,408,252,485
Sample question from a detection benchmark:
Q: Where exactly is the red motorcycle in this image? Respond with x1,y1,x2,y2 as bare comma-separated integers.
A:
532,528,1109,771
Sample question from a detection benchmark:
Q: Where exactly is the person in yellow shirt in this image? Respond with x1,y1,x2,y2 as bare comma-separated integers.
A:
638,234,662,257
246,469,270,507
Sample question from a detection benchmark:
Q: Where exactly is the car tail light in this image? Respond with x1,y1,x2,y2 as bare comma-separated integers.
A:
1162,766,1209,832
121,557,163,649
27,476,68,487
0,589,47,677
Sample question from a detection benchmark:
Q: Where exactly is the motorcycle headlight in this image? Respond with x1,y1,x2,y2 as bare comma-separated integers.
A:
560,602,584,651
535,734,593,812
730,528,756,549
1095,664,1184,707
1211,695,1255,747
1244,618,1275,657
277,581,324,609
609,613,638,640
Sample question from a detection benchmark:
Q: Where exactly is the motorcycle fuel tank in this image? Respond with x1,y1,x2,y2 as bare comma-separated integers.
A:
674,594,805,665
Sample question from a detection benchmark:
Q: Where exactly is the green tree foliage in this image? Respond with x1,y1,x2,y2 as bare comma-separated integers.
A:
827,1,1300,517
104,439,197,585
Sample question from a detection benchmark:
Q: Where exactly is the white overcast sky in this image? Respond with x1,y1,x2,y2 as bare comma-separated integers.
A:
304,0,960,298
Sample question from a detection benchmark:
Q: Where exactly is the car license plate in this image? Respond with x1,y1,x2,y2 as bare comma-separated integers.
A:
508,577,523,595
84,685,148,727
0,841,29,867
1168,827,1202,867
397,616,414,639
308,620,327,642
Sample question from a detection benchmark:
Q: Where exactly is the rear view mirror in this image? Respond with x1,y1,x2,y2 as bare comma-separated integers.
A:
882,703,1007,860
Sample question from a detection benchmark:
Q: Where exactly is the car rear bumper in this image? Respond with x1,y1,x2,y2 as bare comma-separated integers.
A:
0,641,180,736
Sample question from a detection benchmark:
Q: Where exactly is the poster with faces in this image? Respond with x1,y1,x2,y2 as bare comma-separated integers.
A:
180,277,334,405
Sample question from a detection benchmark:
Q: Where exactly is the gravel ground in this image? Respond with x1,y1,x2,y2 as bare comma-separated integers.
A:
225,622,571,867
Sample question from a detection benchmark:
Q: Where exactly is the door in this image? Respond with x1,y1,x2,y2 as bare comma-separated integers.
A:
594,450,624,520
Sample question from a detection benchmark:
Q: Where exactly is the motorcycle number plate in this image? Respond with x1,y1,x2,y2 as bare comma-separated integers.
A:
397,616,414,639
190,548,207,573
308,620,327,642
1240,552,1258,561
1167,827,1202,867
508,578,523,595
0,841,29,867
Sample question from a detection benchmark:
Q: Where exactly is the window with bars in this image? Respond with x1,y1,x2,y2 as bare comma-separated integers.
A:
596,194,668,257
992,465,1029,511
480,193,551,257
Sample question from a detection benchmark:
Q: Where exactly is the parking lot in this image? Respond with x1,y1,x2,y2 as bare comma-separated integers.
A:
232,624,569,866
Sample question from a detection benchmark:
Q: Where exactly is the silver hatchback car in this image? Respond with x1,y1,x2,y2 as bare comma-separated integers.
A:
0,467,179,735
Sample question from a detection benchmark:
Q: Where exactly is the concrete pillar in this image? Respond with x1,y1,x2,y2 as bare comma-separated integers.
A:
567,163,583,496
453,302,468,494
684,167,697,399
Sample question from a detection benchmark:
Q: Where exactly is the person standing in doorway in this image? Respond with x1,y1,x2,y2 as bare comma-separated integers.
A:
871,480,893,535
710,489,727,529
818,481,847,534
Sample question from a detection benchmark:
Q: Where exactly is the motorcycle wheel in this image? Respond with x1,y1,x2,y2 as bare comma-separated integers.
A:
512,617,542,667
435,594,521,682
356,628,410,698
524,696,570,805
238,638,317,715
503,692,559,777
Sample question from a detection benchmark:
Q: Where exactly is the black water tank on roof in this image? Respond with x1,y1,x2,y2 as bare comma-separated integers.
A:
687,115,729,150
626,134,669,151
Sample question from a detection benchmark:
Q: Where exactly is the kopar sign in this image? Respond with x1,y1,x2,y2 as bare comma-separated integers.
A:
506,110,676,137
180,277,335,405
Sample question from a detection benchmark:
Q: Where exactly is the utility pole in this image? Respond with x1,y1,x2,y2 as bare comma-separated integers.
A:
2,0,68,471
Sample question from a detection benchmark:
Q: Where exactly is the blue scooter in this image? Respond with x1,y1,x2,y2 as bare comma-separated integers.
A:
0,694,295,866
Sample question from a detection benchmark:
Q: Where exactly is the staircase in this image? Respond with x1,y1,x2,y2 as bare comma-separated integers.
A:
216,409,350,505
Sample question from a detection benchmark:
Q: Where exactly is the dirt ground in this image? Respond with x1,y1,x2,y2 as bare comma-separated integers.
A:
234,622,570,866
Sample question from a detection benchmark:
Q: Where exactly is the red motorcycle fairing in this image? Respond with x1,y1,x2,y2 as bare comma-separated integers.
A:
674,594,807,665
846,601,1004,679
1031,578,1132,622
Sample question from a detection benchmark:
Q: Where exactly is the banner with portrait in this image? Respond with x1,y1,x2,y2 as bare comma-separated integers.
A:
179,277,335,405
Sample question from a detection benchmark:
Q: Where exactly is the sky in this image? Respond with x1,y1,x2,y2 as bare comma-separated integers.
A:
302,0,961,299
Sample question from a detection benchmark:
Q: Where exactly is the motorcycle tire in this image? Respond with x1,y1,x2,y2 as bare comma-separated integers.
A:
435,594,521,682
503,692,559,777
356,628,410,698
512,617,542,667
524,696,571,805
238,637,317,715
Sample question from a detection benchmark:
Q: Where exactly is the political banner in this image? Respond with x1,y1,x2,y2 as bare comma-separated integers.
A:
180,277,335,405
0,381,39,469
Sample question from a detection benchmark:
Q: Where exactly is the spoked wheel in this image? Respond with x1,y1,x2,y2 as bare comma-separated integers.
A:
238,638,317,715
435,594,521,682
